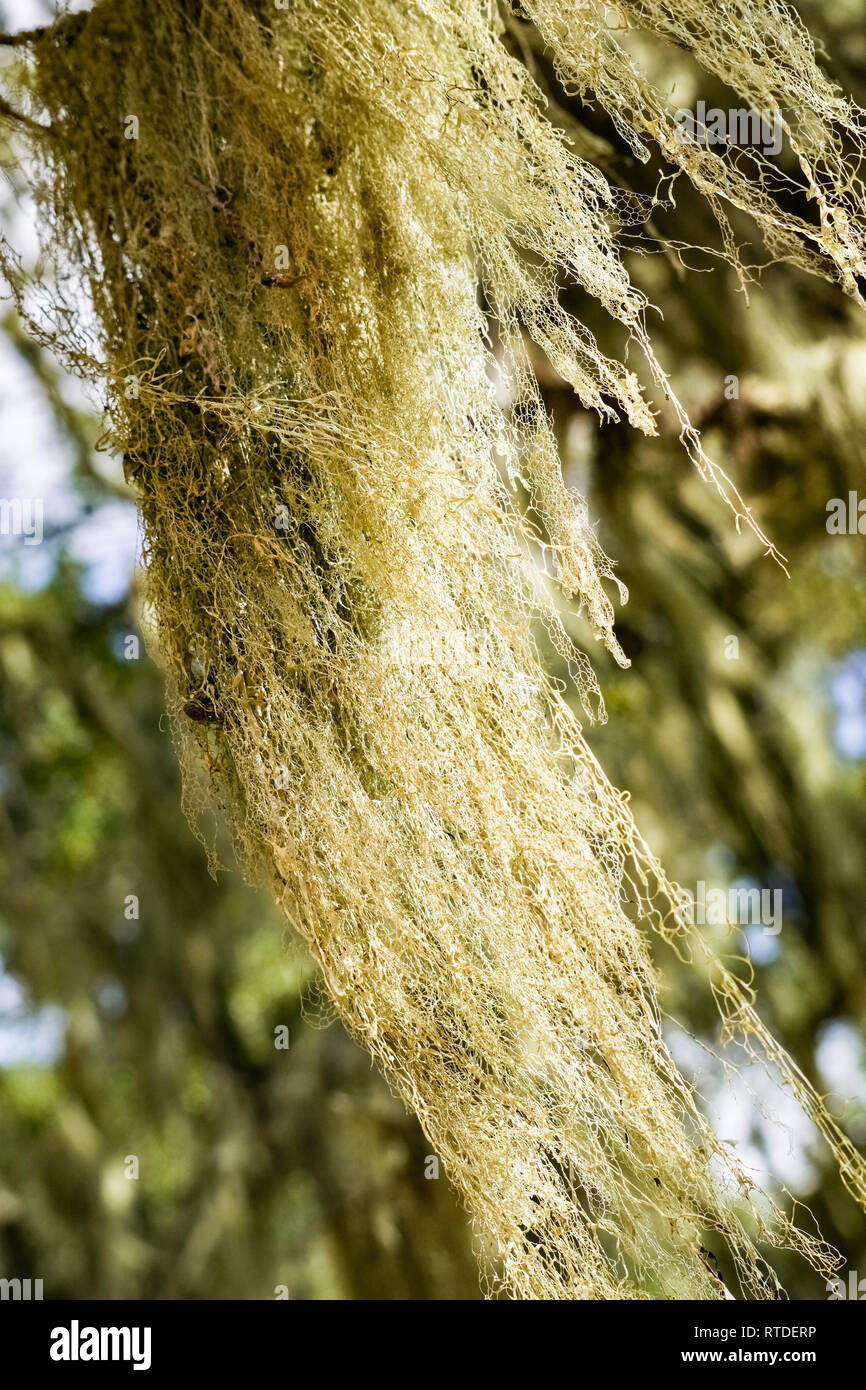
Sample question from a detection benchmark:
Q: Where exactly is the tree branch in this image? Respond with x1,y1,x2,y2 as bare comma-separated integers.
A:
0,92,53,137
0,12,88,48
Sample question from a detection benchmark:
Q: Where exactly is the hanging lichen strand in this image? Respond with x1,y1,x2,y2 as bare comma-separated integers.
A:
9,0,866,1298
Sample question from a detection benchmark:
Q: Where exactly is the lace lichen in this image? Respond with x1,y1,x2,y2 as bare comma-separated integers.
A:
4,0,866,1298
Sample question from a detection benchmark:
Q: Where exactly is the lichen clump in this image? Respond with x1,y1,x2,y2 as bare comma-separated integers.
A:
7,0,866,1297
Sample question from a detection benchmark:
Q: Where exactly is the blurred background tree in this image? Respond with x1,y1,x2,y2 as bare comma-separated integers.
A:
0,0,865,1299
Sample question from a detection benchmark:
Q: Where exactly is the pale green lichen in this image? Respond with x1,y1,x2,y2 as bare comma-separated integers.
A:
4,0,866,1298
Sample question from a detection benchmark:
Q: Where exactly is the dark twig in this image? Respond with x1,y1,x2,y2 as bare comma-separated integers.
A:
0,30,43,46
260,269,308,288
0,92,53,137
